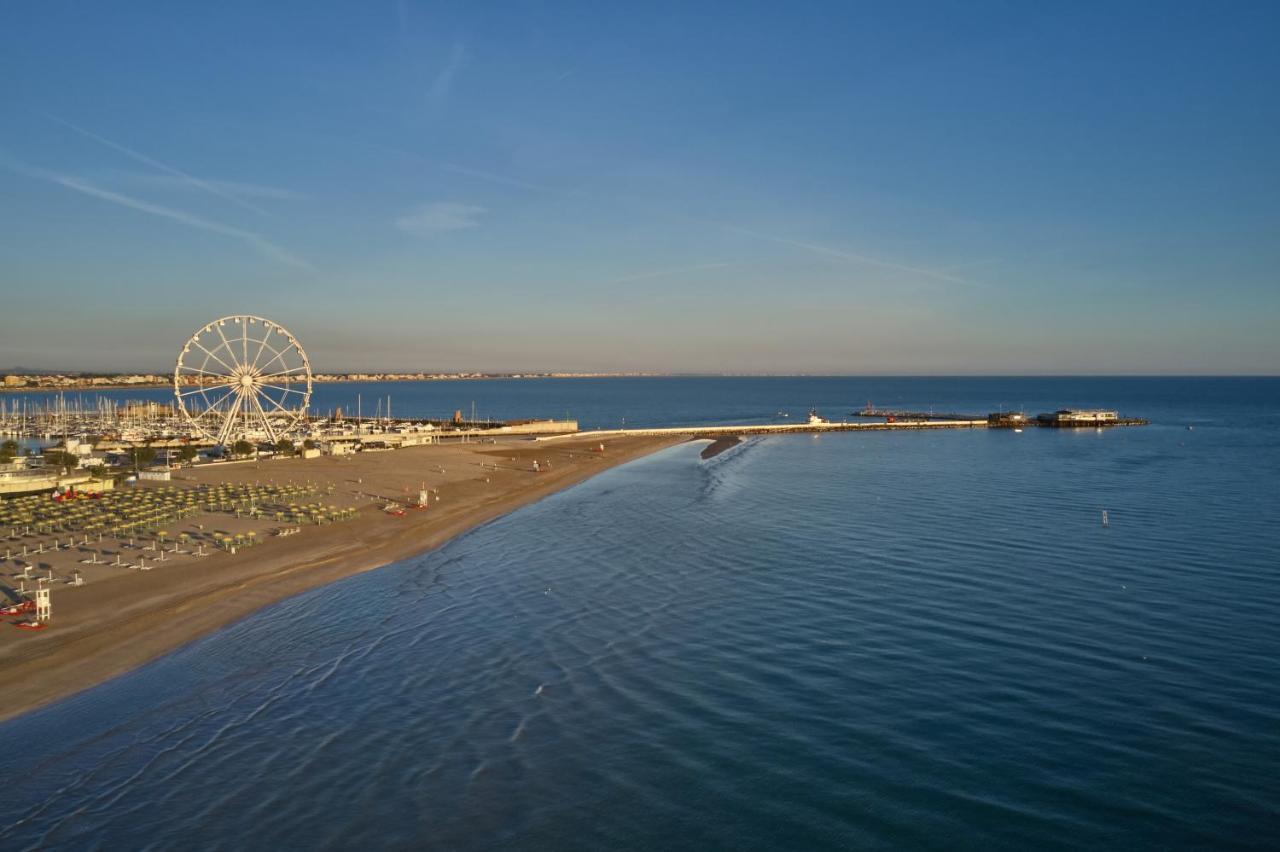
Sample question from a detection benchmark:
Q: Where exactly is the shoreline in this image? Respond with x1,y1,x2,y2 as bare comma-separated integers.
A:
0,434,684,724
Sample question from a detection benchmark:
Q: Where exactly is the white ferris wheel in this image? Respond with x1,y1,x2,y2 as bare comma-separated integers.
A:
174,315,312,445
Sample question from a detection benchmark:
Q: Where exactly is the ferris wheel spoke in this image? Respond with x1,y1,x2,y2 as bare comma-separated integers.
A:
196,385,238,414
259,342,307,375
257,382,307,396
256,366,307,383
258,393,305,419
192,341,238,375
200,384,237,406
248,330,276,372
197,352,217,376
257,383,296,407
211,321,238,363
251,340,287,376
256,387,293,412
209,319,241,365
256,346,293,374
210,382,239,405
198,339,240,377
256,389,299,421
179,365,236,380
178,382,236,398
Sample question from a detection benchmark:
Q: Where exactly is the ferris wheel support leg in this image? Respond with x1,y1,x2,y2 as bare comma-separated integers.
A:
251,393,279,444
217,393,245,447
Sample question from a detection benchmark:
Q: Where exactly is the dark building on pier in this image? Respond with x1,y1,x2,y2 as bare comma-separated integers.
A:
987,411,1028,428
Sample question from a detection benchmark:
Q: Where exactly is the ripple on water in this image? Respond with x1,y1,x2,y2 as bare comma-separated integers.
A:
3,413,1279,850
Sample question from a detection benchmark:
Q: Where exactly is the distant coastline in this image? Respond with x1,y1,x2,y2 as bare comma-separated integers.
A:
0,372,673,394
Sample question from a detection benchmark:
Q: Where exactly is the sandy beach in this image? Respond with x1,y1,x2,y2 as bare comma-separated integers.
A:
0,434,682,723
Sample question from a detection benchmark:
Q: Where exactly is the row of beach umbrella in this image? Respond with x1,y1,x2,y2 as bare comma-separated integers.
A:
2,481,333,540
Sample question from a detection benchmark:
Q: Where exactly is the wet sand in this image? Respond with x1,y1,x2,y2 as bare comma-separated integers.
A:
700,435,742,459
0,434,682,723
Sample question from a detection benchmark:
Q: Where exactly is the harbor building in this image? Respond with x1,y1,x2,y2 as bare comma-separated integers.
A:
1037,409,1119,426
987,411,1028,428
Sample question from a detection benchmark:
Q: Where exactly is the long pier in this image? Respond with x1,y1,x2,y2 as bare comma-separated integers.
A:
539,419,989,440
538,415,1148,441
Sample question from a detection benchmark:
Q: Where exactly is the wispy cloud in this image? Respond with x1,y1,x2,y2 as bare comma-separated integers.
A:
12,160,310,268
44,113,274,217
435,157,967,285
719,223,966,284
395,201,486,234
112,171,307,200
606,261,733,286
442,163,552,192
429,42,467,101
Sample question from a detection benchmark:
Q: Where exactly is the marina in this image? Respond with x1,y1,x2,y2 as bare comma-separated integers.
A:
1,323,1149,470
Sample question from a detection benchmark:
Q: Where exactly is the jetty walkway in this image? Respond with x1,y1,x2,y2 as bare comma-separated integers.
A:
538,415,1147,441
538,419,989,441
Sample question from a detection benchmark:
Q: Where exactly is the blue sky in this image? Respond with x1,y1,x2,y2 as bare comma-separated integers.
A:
2,1,1277,373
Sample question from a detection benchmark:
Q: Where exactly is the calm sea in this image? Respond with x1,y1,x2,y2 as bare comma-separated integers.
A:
2,377,1277,850
6,374,1269,430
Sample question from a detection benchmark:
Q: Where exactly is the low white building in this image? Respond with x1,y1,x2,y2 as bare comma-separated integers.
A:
1041,409,1118,425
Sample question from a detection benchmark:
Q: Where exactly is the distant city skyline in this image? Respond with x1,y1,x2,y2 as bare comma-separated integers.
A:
2,3,1278,375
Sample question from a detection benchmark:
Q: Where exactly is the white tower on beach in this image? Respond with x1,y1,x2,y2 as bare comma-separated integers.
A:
35,587,51,622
